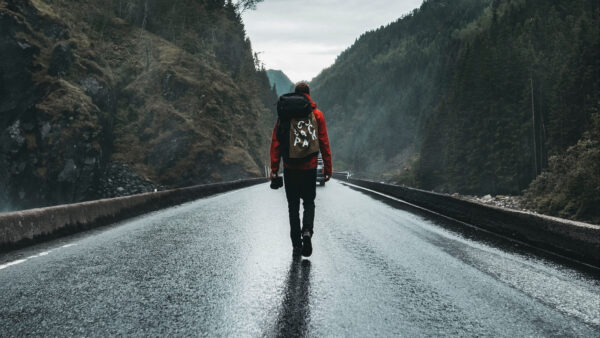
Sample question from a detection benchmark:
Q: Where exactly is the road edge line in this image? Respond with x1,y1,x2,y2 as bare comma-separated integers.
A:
339,180,600,272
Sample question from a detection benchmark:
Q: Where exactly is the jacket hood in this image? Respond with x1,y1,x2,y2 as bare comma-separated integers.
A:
304,94,318,109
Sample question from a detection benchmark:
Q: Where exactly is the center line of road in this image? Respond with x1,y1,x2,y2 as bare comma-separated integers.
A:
0,244,77,271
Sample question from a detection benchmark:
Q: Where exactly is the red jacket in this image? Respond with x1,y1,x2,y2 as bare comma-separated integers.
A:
270,94,332,175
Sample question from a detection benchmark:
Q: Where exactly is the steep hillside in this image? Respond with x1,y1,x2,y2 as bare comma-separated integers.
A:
311,0,491,176
267,69,294,96
0,0,276,211
523,113,599,224
311,0,599,223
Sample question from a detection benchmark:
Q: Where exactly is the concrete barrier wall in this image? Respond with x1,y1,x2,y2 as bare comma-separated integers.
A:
0,178,267,251
341,178,600,267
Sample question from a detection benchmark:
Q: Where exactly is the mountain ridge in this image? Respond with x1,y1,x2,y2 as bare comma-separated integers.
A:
266,69,294,96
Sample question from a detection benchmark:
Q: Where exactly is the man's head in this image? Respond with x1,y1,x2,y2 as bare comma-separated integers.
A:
294,81,310,95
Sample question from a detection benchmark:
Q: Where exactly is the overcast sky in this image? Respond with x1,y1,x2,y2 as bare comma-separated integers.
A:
242,0,424,82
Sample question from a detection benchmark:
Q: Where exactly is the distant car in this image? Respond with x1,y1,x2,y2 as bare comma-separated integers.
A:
316,155,326,186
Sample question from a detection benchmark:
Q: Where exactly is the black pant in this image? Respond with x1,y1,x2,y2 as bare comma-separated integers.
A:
283,168,317,247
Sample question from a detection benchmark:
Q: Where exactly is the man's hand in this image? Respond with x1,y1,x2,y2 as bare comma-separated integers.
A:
270,169,278,180
324,174,331,182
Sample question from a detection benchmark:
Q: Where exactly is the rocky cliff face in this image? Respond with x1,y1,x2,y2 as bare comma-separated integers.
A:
0,1,110,210
0,0,276,211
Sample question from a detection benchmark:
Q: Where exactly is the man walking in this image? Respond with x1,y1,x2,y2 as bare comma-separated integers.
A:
270,82,332,257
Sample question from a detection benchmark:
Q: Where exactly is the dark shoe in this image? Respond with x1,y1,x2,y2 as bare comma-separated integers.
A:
302,233,312,257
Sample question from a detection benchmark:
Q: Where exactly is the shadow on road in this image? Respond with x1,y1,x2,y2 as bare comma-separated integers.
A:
273,255,312,337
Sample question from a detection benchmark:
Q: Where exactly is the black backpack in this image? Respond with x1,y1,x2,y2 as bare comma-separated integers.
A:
276,93,320,165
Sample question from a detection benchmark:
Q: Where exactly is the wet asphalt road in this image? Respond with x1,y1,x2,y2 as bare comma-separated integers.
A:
1,181,599,337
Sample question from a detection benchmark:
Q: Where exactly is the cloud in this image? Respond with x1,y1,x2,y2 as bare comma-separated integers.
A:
243,0,423,81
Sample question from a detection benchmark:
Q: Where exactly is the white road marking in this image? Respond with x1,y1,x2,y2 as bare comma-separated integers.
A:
27,251,51,259
340,181,600,271
0,244,77,271
0,259,27,270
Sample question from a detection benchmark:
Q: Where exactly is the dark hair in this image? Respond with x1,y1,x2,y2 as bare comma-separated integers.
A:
294,82,310,95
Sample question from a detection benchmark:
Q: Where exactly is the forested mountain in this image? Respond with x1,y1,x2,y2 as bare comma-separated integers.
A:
0,0,275,211
266,69,294,96
312,0,491,177
311,0,599,223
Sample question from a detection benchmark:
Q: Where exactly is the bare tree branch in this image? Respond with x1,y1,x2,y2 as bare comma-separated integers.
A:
236,0,264,13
